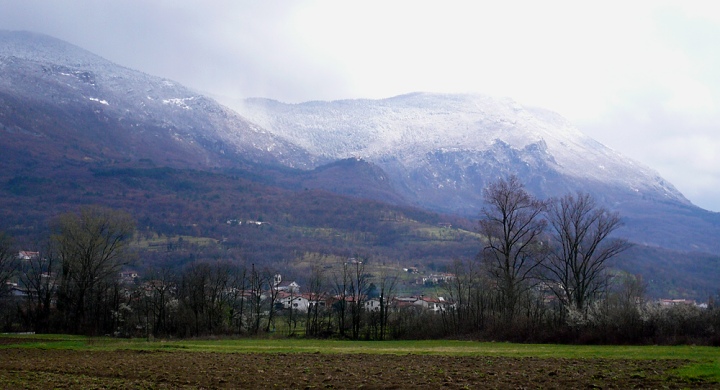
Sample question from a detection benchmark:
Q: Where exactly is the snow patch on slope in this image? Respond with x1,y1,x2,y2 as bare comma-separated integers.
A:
0,30,315,168
88,97,109,105
163,97,195,110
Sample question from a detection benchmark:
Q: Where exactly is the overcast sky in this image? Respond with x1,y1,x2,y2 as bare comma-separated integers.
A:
1,0,719,211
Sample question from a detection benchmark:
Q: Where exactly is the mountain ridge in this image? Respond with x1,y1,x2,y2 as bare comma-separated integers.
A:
234,93,720,252
2,31,719,293
0,30,316,170
236,92,687,204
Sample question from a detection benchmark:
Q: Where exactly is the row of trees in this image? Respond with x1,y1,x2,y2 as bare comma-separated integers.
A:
0,207,401,338
425,175,717,344
114,259,401,340
1,177,719,344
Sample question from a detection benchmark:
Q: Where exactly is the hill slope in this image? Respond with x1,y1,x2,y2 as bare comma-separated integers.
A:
0,30,315,171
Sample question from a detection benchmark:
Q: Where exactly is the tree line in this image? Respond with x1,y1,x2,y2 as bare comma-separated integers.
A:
1,177,719,344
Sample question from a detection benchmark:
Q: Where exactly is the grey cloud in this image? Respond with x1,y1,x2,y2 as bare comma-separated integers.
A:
580,101,720,211
0,1,352,102
2,1,720,211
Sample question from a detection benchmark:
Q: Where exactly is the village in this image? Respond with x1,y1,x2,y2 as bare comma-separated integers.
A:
9,250,708,321
3,246,715,344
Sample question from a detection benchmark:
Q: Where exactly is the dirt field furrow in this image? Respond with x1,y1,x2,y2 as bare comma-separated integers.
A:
0,348,715,389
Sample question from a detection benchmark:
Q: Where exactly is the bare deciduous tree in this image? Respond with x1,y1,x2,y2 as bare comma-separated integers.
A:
18,242,59,333
0,232,17,299
142,266,177,338
376,269,398,340
264,269,280,333
247,263,266,335
332,261,351,338
305,263,326,338
52,206,135,333
544,192,631,314
348,258,370,340
179,262,210,336
478,176,547,323
444,258,485,334
228,264,248,334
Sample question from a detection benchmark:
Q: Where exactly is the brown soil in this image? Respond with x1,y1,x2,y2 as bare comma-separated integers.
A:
0,348,715,389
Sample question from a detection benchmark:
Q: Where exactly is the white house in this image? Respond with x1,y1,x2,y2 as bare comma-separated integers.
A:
275,281,301,294
273,274,301,294
364,298,382,312
412,296,453,313
18,251,39,260
277,293,310,312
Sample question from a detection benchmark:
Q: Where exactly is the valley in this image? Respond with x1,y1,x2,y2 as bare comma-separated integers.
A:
1,30,719,302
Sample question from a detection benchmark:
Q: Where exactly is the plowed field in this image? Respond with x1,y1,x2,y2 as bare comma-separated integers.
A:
0,347,715,389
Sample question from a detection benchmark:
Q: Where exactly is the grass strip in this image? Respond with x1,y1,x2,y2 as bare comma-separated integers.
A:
2,335,718,382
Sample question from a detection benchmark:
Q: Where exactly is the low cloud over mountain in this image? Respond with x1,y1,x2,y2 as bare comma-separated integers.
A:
2,31,719,297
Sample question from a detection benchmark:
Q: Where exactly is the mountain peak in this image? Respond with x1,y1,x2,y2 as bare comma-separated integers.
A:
0,30,109,68
0,30,315,169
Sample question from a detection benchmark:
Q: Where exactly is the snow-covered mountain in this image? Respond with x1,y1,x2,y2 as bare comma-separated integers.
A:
0,30,313,168
235,93,720,252
237,93,687,210
2,30,718,254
